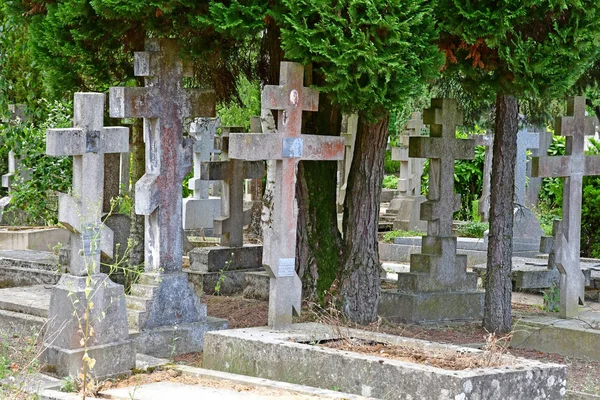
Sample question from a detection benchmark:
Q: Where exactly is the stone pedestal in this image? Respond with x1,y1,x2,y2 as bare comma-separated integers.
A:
42,274,134,378
389,195,427,231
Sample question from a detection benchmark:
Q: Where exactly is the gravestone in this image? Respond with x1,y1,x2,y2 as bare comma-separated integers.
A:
531,96,600,318
182,117,222,235
110,38,227,356
527,127,553,208
42,92,134,378
336,114,358,213
469,133,493,222
379,99,483,323
387,112,427,231
228,61,345,329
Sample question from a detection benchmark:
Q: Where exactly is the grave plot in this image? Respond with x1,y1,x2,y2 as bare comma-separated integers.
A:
203,323,567,400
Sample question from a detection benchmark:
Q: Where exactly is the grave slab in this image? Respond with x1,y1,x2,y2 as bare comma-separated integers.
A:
0,227,69,252
204,323,567,400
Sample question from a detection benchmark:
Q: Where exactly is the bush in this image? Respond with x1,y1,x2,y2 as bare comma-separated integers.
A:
456,221,488,238
382,175,398,189
382,229,425,243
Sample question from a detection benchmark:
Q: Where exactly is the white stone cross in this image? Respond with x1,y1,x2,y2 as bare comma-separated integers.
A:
228,62,345,328
110,38,216,274
46,93,128,275
201,129,265,247
410,99,474,237
531,96,600,318
393,112,425,196
515,128,540,207
469,133,493,222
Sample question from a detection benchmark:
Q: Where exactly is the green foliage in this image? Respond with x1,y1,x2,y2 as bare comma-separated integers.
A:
382,230,424,243
456,221,489,239
437,1,600,101
381,174,398,189
279,0,443,120
581,138,600,258
216,75,261,131
4,99,73,225
542,283,560,312
384,151,400,174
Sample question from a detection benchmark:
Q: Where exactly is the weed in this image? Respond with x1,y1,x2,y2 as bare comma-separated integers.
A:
542,283,560,312
382,229,424,243
456,221,488,238
382,175,399,189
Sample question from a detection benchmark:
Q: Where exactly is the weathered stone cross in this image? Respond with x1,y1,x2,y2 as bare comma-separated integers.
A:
410,99,474,237
515,128,540,207
110,38,215,274
201,129,265,247
532,96,600,318
46,93,128,275
469,132,493,222
228,62,345,328
394,112,425,196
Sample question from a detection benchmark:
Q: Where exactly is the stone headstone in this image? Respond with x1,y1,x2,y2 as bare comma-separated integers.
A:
336,114,358,212
469,133,493,222
387,112,427,231
42,92,134,378
380,99,483,323
228,62,344,329
109,38,227,356
182,117,222,234
531,96,600,318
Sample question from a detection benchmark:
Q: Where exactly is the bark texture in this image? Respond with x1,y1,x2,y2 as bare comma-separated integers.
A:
341,113,389,324
484,93,518,334
127,119,145,279
296,88,343,300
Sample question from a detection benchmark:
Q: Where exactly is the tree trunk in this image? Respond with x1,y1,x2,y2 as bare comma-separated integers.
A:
127,119,145,280
484,93,518,334
296,87,343,300
341,112,389,324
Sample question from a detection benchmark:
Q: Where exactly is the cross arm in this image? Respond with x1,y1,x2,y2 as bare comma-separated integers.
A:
46,128,84,156
262,85,319,112
109,86,158,119
531,156,571,178
409,137,474,160
100,127,129,154
135,173,160,215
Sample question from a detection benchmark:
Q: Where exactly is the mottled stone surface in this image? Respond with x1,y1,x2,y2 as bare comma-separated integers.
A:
204,323,567,400
228,62,344,329
336,114,358,212
383,99,483,323
469,133,493,222
531,96,600,318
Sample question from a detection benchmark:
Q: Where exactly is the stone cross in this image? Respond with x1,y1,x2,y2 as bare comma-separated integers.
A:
46,93,128,275
228,62,345,328
393,112,425,196
515,128,540,207
410,99,474,237
2,105,29,192
182,118,221,232
201,128,265,247
110,38,215,274
336,114,358,211
532,96,600,318
469,133,493,222
527,128,553,207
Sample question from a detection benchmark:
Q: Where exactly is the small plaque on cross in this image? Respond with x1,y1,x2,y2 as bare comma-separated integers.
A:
82,224,100,257
277,258,296,277
282,138,303,158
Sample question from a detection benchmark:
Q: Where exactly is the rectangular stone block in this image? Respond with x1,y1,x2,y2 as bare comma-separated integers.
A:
204,323,566,400
189,244,263,272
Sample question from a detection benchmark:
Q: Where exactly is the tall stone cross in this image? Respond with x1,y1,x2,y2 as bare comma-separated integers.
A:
337,114,358,211
2,105,29,192
46,93,128,275
410,99,474,237
110,38,215,274
201,129,265,247
515,128,540,206
394,112,425,196
532,96,600,318
229,62,345,328
469,132,493,222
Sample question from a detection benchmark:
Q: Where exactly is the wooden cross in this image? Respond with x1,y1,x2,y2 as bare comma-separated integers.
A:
531,96,600,318
410,99,474,237
201,129,265,247
46,93,129,276
109,38,215,274
228,62,345,328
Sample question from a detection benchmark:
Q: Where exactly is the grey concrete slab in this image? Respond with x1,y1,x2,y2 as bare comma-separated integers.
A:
0,284,51,317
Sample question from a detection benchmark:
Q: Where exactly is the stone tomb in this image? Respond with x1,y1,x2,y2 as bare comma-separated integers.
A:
228,61,344,328
110,38,226,357
379,99,483,323
42,92,134,378
182,118,222,235
386,112,427,231
531,96,600,318
187,126,265,295
203,323,567,400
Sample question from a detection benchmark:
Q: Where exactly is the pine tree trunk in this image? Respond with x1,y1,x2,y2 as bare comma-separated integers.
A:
127,119,145,276
484,93,518,334
296,89,343,300
341,113,389,324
